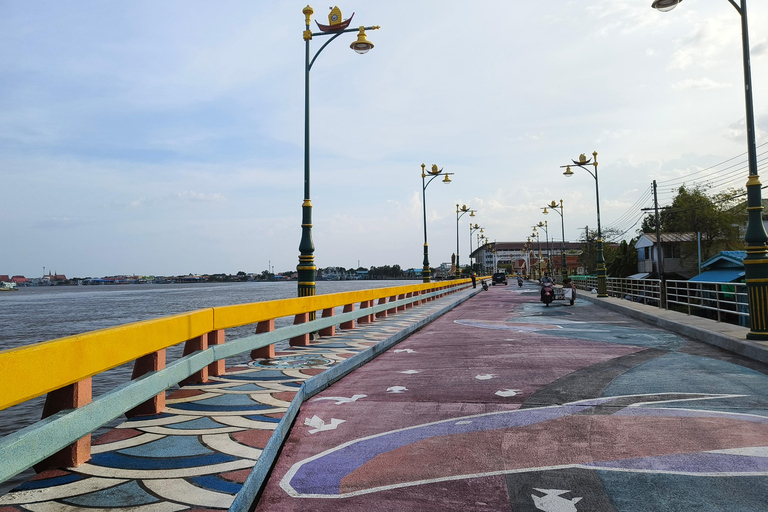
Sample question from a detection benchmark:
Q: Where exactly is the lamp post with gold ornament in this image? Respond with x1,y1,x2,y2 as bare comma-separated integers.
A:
421,164,453,282
298,5,380,299
650,0,768,338
543,200,567,278
562,152,606,297
455,205,476,274
469,223,482,272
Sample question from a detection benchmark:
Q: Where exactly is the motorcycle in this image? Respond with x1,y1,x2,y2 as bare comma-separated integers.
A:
482,280,489,291
541,282,554,306
517,277,523,287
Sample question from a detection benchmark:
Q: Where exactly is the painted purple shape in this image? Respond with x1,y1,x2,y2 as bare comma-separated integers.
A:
288,404,591,495
284,395,768,497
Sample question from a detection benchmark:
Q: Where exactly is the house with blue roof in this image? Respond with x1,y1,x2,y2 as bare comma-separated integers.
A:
689,251,746,283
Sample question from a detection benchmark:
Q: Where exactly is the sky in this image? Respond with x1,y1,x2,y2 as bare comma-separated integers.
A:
1,1,767,278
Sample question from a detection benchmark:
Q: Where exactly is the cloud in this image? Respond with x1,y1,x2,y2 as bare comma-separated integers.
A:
752,39,768,57
671,78,729,91
169,191,226,203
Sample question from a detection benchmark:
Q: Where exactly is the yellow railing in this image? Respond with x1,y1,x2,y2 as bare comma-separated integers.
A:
0,280,471,411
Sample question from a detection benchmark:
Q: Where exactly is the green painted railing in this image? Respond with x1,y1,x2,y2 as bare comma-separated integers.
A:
0,279,473,485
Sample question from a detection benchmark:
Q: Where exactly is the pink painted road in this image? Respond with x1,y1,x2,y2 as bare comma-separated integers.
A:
256,282,768,511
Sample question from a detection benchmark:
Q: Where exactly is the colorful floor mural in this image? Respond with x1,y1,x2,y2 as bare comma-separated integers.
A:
256,285,768,511
0,291,474,512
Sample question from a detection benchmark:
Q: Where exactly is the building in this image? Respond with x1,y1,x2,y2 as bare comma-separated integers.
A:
635,233,697,279
469,241,582,276
689,251,746,283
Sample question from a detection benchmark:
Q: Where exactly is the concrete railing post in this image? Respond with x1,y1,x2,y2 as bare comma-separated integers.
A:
290,313,311,346
397,294,406,312
358,300,375,324
319,308,336,336
126,349,166,418
376,297,388,318
251,319,275,359
35,378,92,472
340,303,356,330
180,335,209,385
207,329,226,377
388,295,398,314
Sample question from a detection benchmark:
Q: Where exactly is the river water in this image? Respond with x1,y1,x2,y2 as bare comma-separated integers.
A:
0,279,414,493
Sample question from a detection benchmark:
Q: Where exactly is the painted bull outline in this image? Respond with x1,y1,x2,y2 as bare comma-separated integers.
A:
280,393,768,498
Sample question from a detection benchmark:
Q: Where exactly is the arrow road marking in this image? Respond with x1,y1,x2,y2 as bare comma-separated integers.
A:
532,489,583,512
387,386,408,394
475,374,496,380
313,394,367,405
495,389,522,397
394,349,416,354
399,370,420,374
304,415,345,434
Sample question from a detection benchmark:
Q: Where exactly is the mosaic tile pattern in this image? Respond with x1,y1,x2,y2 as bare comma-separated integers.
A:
0,291,473,512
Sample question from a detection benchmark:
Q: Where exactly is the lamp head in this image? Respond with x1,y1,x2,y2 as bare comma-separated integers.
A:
543,207,549,215
651,0,681,12
563,165,574,177
429,164,440,175
442,174,451,184
470,210,475,217
550,200,558,208
350,27,374,54
578,154,588,164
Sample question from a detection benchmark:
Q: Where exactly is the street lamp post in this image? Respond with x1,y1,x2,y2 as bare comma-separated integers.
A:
531,228,542,279
469,223,482,272
456,205,476,275
543,200,567,278
298,6,380,299
421,164,453,282
651,0,768,339
562,152,606,297
537,221,551,274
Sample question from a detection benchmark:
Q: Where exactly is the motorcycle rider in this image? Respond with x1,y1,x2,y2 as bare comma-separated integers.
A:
539,271,554,301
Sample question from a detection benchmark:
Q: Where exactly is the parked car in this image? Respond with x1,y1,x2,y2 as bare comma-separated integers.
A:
492,272,508,285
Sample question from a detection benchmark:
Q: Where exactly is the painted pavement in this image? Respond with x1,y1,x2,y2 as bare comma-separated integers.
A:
257,283,768,511
0,290,475,512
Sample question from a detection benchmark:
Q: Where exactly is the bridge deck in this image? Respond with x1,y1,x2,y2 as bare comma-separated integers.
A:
0,286,478,511
257,282,768,511
4,282,768,511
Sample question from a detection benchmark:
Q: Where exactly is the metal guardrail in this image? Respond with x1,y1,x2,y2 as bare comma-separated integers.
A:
0,279,474,485
666,279,749,322
569,275,749,326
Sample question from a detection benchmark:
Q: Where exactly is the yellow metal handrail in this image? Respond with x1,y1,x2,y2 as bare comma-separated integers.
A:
0,280,471,411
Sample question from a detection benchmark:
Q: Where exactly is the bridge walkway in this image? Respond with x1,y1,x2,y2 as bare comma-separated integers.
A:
0,285,479,512
255,281,768,512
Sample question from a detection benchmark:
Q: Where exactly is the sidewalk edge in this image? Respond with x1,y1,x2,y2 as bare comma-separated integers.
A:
579,294,768,365
230,287,483,512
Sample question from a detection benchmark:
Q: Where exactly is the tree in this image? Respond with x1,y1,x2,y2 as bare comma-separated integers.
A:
606,239,638,278
578,227,623,275
642,185,746,263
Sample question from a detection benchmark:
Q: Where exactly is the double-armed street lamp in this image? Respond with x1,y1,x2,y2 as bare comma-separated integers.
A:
650,0,768,339
421,164,453,282
478,233,489,275
456,205,476,274
562,152,606,297
298,6,380,298
469,223,483,272
537,221,551,274
530,227,542,278
543,200,567,278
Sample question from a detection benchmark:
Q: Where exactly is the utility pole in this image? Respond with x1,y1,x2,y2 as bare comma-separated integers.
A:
653,180,666,308
641,181,667,307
